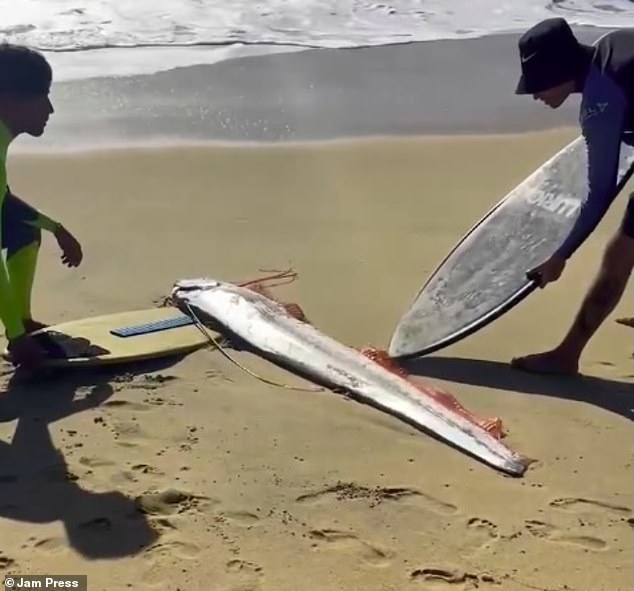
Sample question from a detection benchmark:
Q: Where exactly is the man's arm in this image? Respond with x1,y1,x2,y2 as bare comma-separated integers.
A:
554,75,627,260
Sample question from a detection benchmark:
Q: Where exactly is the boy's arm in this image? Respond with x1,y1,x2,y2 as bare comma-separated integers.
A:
6,187,61,233
6,188,83,269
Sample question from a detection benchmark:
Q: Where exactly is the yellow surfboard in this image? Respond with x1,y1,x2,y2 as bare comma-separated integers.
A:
2,307,210,369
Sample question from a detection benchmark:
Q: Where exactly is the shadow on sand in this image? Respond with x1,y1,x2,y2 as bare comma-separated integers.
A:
404,355,633,422
0,354,188,560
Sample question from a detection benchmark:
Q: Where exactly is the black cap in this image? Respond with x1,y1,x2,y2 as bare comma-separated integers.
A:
515,18,585,94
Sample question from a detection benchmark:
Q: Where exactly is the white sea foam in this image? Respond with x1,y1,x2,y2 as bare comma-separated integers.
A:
0,0,631,80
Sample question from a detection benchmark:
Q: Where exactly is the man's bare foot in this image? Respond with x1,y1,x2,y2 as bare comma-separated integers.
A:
23,319,49,334
510,349,579,376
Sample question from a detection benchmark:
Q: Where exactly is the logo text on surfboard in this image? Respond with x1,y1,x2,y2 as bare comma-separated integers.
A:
525,193,580,218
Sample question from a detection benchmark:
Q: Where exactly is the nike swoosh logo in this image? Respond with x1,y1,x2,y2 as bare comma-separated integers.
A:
581,102,609,121
521,51,538,63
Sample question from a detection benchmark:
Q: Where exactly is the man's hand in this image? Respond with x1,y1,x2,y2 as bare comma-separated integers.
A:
54,225,83,268
527,254,567,288
8,334,45,369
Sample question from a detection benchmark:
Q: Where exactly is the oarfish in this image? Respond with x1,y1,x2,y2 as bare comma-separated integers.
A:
170,278,529,476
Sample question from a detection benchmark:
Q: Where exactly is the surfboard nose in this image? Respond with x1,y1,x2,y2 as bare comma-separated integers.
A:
387,326,419,358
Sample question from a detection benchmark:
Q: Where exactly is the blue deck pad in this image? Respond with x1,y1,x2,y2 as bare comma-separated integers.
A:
110,314,195,338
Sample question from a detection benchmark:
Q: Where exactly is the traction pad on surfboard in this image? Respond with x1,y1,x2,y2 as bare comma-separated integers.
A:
110,314,195,338
4,315,196,363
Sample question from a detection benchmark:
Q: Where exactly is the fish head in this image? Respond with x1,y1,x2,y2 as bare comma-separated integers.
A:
170,278,231,328
170,278,228,299
173,277,221,290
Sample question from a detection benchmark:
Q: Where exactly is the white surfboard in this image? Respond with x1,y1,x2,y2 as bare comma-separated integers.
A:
388,135,634,359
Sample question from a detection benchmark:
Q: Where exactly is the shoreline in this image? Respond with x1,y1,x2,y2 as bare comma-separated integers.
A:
10,125,580,155
38,24,617,83
13,28,611,153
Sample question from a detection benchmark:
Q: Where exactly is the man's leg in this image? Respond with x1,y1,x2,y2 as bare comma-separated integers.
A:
1,189,44,333
511,196,634,375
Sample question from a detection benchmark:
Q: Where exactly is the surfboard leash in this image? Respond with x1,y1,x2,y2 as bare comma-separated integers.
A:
183,302,324,394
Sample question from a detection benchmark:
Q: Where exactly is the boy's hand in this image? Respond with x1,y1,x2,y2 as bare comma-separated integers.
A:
54,225,83,267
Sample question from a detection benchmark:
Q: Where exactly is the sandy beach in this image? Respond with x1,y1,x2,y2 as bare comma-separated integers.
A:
0,32,632,591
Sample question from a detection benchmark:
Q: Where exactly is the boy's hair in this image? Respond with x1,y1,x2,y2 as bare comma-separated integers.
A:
0,43,52,95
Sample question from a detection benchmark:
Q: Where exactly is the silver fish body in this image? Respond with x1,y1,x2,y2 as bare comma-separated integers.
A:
171,278,528,476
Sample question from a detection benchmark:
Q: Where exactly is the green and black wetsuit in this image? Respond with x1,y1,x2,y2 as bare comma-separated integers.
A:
0,119,59,340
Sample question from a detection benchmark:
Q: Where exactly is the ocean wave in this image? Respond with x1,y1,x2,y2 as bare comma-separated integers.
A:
0,0,631,80
1,0,632,52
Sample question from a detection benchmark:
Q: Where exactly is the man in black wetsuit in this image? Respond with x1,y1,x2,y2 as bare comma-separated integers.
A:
510,18,634,375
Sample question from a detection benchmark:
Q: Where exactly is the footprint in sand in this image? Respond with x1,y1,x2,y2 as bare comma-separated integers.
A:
0,553,15,569
135,488,215,516
110,470,139,485
116,440,141,449
308,528,393,567
144,538,201,560
221,511,261,528
131,463,165,477
140,539,202,588
103,400,155,412
142,394,183,408
461,517,500,553
296,483,458,515
224,559,264,591
146,517,178,535
31,537,67,554
549,497,631,516
524,519,607,550
466,518,498,538
111,420,144,441
409,567,499,589
78,456,116,468
226,559,263,574
209,516,242,557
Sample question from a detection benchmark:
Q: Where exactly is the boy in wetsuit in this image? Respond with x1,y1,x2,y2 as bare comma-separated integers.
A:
510,18,634,375
0,43,83,369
